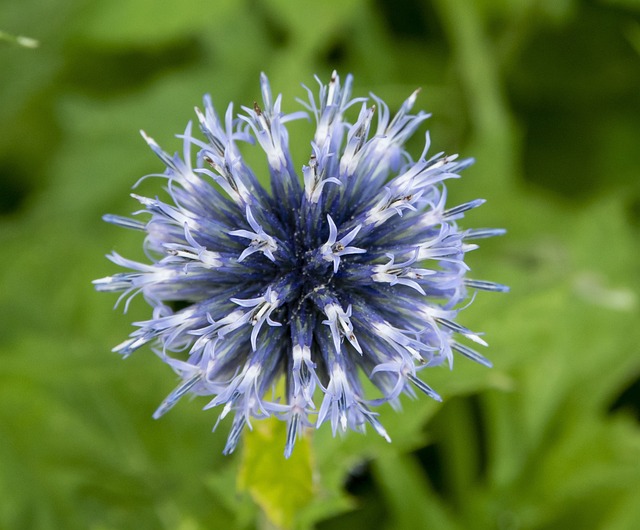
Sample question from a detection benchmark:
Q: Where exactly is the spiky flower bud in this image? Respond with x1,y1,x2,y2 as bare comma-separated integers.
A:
94,73,507,457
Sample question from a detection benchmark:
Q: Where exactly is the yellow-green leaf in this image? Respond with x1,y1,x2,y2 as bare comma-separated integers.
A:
239,417,315,529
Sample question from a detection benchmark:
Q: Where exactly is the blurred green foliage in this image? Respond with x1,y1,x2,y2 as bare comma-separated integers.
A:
1,0,640,528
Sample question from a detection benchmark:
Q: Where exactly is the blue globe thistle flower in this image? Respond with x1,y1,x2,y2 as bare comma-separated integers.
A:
94,72,507,457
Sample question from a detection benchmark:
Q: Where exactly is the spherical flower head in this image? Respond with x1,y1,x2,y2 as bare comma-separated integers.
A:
94,72,508,457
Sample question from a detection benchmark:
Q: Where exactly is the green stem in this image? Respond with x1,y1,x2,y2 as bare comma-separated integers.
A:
0,30,39,48
433,0,517,195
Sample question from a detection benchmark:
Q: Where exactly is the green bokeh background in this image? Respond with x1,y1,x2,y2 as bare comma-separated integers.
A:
1,0,640,528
